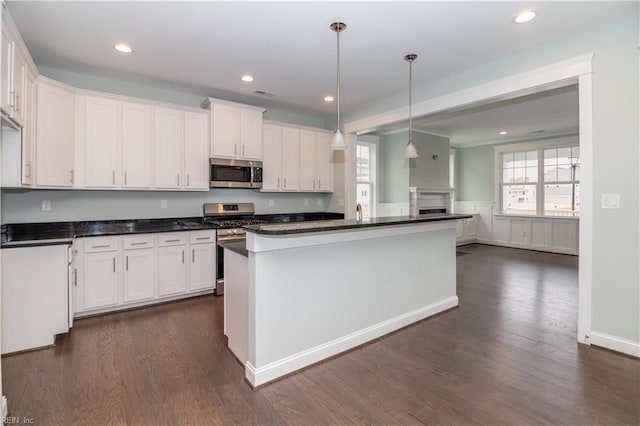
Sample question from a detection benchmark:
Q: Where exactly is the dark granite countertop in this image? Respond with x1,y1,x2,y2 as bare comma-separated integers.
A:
244,214,472,235
1,212,345,248
217,240,248,257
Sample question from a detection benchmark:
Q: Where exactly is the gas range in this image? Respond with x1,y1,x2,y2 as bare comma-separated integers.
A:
203,203,267,241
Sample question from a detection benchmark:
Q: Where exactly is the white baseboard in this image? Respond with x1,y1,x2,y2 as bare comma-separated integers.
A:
590,331,640,358
245,296,459,387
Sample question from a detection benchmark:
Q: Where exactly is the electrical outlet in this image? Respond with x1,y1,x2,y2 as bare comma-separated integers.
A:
338,199,344,207
269,199,274,207
304,199,309,206
160,200,168,209
41,200,51,211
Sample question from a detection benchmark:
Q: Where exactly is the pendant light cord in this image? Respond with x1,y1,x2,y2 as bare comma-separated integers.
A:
408,57,413,143
336,27,341,132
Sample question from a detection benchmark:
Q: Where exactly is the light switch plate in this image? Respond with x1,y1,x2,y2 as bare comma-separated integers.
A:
601,194,621,209
41,200,51,211
160,200,168,209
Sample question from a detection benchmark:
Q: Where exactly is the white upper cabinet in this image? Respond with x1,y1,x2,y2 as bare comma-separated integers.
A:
21,67,36,185
281,127,300,191
202,98,265,160
121,102,152,188
84,96,119,188
183,110,210,190
299,129,333,192
35,77,75,187
154,107,183,189
262,124,283,191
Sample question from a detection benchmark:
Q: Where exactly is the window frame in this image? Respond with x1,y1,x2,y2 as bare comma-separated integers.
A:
356,140,378,219
494,136,580,219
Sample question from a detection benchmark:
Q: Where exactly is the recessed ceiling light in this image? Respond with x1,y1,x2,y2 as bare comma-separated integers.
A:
499,130,508,135
324,95,334,102
241,75,254,82
513,9,537,24
113,43,133,53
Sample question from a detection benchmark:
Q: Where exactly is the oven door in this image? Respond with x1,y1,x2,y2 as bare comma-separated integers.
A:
210,158,262,188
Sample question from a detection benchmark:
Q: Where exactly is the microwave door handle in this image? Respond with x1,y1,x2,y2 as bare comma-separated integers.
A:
249,162,254,187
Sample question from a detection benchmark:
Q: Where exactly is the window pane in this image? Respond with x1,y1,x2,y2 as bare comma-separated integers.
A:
544,148,557,166
356,144,371,182
557,164,573,181
544,183,580,217
514,167,525,182
544,166,558,182
525,150,538,167
503,167,514,183
557,147,571,165
502,184,537,215
503,153,514,168
571,146,580,160
513,152,526,166
356,183,372,220
526,166,538,182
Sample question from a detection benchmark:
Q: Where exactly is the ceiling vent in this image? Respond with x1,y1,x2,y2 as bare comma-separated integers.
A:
253,90,276,97
530,129,546,134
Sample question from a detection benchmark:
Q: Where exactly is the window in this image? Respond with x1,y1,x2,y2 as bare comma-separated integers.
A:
356,142,376,220
543,147,580,217
499,143,580,218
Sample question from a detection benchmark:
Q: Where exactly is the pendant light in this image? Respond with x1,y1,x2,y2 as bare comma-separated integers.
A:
404,53,419,158
330,22,347,150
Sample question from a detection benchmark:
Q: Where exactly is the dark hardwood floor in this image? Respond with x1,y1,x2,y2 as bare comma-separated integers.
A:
3,244,639,425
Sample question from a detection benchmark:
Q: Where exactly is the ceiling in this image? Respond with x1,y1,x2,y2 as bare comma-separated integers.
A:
7,1,632,144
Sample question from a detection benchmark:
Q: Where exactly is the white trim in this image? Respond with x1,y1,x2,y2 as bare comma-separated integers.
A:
590,331,640,358
245,296,459,387
577,73,593,345
342,54,594,348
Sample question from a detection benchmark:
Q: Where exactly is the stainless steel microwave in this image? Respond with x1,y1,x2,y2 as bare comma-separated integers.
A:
210,158,263,188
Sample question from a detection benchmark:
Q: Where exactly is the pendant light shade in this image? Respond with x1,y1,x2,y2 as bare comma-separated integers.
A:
404,53,419,159
330,22,347,150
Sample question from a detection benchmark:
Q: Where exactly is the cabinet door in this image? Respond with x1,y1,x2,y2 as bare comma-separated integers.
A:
21,67,36,185
281,127,300,191
83,251,119,310
154,107,183,189
299,130,316,191
35,80,75,187
11,47,27,126
121,102,152,188
85,97,119,187
158,246,187,296
316,132,333,192
239,108,263,160
211,103,238,158
1,31,13,114
262,124,282,191
183,111,209,189
123,248,155,302
189,243,215,291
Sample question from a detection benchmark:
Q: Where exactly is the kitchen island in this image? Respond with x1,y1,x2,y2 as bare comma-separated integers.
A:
237,214,469,387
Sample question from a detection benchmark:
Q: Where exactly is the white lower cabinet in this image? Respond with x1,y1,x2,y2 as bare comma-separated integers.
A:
456,215,478,245
188,231,216,291
74,230,215,317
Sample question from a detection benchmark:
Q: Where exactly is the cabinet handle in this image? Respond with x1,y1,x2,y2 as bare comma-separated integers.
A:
192,249,195,263
73,268,78,286
113,257,116,273
277,177,280,188
130,241,148,246
187,174,190,187
318,179,321,189
126,255,129,271
91,244,111,249
112,171,116,185
25,162,31,178
284,178,287,188
165,238,181,243
182,250,185,264
313,180,316,189
124,171,127,185
242,144,245,156
9,91,15,108
70,169,74,183
196,236,210,240
234,145,237,156
15,92,19,113
177,173,180,186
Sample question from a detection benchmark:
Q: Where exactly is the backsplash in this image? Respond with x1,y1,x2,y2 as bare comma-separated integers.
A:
1,189,336,224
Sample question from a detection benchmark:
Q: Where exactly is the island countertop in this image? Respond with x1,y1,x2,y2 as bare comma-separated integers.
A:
243,214,472,235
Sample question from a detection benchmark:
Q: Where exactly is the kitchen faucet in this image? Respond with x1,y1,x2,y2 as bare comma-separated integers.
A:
356,203,363,222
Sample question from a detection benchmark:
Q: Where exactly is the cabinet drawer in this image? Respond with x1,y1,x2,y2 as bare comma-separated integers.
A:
189,230,216,244
123,235,155,250
158,232,186,247
84,237,119,253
